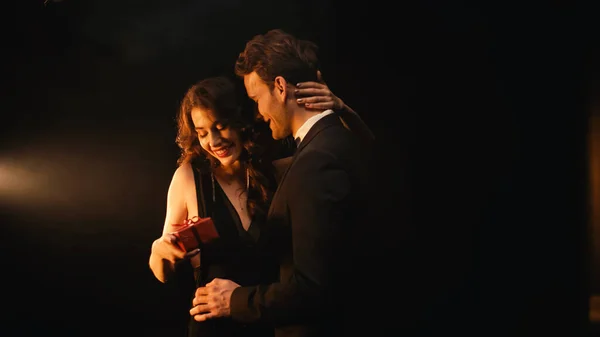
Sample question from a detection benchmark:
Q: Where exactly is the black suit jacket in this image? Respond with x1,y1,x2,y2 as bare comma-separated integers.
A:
230,113,374,337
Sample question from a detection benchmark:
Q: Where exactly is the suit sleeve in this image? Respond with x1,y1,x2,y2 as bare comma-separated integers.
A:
229,150,351,324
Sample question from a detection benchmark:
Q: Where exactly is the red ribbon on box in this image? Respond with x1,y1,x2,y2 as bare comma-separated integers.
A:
171,216,219,252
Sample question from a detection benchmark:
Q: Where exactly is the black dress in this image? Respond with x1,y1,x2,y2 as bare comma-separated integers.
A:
183,167,278,337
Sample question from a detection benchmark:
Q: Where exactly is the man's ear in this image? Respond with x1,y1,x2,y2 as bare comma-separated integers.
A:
273,76,289,102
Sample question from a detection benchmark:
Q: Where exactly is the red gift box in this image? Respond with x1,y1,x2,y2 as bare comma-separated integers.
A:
171,216,219,252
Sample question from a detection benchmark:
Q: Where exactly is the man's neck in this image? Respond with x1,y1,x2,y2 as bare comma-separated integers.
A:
290,107,321,139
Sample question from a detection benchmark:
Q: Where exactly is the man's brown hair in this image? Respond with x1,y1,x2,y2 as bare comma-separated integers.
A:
234,29,320,88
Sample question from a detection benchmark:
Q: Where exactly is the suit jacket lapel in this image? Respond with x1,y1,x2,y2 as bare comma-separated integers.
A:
267,114,342,218
294,113,340,153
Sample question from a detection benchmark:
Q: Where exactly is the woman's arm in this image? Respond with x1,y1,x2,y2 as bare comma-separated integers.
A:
295,71,375,146
334,101,375,146
148,164,191,283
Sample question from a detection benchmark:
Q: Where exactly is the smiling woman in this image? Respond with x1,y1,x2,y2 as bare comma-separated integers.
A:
147,75,303,337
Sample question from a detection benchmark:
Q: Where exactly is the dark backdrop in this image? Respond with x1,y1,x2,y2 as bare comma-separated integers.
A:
2,1,594,336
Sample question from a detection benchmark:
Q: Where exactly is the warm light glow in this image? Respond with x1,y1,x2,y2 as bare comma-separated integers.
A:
591,296,600,323
0,160,43,203
0,140,141,224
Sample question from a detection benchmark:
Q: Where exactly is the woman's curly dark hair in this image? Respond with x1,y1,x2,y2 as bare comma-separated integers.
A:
175,76,278,220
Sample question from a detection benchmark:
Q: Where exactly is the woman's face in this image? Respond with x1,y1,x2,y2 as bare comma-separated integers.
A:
191,107,243,168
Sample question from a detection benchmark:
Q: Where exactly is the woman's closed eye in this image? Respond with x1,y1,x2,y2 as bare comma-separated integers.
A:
197,122,227,138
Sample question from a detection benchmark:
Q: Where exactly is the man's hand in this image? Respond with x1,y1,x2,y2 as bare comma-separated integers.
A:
190,278,241,321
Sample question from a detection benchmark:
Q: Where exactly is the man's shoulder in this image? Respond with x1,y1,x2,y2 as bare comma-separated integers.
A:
309,122,359,150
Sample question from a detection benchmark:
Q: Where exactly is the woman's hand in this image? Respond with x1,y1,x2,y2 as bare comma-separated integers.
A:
294,71,375,145
295,71,345,110
151,234,198,265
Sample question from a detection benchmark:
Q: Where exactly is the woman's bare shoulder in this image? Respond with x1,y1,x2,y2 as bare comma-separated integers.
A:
168,162,195,193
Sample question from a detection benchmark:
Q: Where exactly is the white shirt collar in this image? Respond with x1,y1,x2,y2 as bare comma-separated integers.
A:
293,109,334,146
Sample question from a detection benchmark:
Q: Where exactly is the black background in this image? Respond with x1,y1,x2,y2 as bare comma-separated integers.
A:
2,1,596,336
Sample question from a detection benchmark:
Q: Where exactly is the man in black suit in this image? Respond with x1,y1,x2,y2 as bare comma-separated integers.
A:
189,29,376,337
